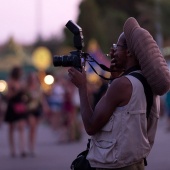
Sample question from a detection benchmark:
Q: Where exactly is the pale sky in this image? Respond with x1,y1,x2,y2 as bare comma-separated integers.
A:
0,0,82,44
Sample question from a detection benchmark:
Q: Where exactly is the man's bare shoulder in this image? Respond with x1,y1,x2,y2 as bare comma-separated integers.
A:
110,76,131,90
106,76,132,106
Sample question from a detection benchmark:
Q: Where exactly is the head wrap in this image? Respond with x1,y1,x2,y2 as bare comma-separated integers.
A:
123,17,170,95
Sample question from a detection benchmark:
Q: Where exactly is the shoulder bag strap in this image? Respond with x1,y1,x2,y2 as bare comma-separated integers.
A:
129,72,153,119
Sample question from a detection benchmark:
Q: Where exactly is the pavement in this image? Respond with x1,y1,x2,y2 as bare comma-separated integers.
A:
0,116,170,170
145,116,170,170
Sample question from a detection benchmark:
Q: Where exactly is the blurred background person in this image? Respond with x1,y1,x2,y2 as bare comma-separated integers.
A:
4,66,28,158
0,93,3,126
26,71,50,156
92,78,108,109
46,75,82,143
165,91,170,131
0,93,6,127
62,79,82,142
46,75,65,132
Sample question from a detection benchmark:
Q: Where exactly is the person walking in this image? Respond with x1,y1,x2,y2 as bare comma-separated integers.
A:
46,75,65,132
26,72,49,156
4,66,28,158
164,90,170,131
67,17,170,169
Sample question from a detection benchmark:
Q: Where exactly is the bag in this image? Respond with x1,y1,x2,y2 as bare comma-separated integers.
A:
11,90,29,115
70,139,95,170
13,102,27,114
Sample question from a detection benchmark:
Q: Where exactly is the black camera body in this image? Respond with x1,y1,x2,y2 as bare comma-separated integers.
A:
53,20,112,80
53,20,86,71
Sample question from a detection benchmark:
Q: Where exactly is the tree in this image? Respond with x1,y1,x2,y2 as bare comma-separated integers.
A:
63,0,170,53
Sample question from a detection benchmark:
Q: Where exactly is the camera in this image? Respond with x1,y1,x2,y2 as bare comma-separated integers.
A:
53,20,87,71
53,20,112,79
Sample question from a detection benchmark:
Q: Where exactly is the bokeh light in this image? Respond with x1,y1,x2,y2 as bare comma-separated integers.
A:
0,80,7,92
44,75,54,85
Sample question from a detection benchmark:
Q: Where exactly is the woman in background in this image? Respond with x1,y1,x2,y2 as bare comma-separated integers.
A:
4,66,28,157
26,72,49,156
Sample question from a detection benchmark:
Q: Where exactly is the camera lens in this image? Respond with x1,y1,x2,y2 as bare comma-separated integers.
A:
62,56,74,66
53,52,81,68
53,55,74,67
53,56,63,66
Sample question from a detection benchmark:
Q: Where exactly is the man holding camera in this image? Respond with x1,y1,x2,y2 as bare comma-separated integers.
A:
68,17,170,169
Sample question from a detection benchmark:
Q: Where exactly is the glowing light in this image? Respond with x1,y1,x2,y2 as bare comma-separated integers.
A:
32,47,52,71
44,75,54,85
0,80,7,92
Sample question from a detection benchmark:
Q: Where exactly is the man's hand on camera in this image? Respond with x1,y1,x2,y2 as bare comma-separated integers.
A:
68,67,87,89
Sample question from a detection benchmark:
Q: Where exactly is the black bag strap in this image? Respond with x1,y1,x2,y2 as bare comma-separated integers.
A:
76,139,91,158
87,139,91,150
129,72,153,167
129,72,153,119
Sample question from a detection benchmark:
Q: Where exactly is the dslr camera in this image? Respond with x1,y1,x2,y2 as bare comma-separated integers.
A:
53,20,112,79
53,20,88,71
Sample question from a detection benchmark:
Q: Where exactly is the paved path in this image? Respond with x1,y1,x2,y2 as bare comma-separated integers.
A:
0,121,89,170
0,116,170,170
146,116,170,170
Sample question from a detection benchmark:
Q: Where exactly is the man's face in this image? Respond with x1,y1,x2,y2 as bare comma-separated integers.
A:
110,33,127,71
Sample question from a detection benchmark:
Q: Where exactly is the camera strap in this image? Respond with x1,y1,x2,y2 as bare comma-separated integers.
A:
87,54,115,80
87,55,111,71
87,61,113,80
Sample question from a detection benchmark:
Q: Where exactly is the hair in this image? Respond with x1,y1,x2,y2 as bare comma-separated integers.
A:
10,66,22,80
